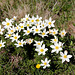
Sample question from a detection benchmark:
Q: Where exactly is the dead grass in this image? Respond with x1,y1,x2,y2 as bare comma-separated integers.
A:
0,0,75,38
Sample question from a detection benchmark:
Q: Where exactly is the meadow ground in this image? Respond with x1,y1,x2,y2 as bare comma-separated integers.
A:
0,0,75,75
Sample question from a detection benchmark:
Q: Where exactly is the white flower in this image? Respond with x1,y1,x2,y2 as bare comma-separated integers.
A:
26,38,33,44
35,44,48,55
32,26,41,35
60,51,72,63
59,41,64,47
34,40,43,47
49,29,53,34
35,15,42,23
40,58,51,69
0,40,6,48
35,22,41,27
19,23,25,30
45,17,55,28
51,29,58,35
20,18,24,22
59,30,66,38
15,24,20,32
25,21,32,27
50,42,63,53
8,26,15,34
5,32,12,38
14,39,25,47
29,16,36,24
39,29,49,38
0,25,4,35
2,18,12,29
23,14,30,21
12,16,17,20
40,21,47,29
50,36,58,43
10,33,20,42
23,27,32,35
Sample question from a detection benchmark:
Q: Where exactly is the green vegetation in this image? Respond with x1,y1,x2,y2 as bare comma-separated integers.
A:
0,0,75,75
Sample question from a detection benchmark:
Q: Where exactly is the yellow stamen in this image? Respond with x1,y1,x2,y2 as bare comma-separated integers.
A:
48,22,51,25
11,30,13,32
54,39,57,42
35,29,39,32
40,49,44,52
31,20,34,22
14,36,17,39
42,32,45,35
8,34,11,37
27,30,30,33
64,55,67,58
6,23,10,26
38,43,40,45
42,24,44,27
27,24,29,26
29,40,31,42
16,27,18,29
36,24,38,26
26,18,28,21
55,46,59,50
36,19,39,22
19,42,22,45
44,62,47,65
21,26,23,28
21,19,24,21
0,44,2,47
62,32,64,35
53,32,56,35
14,18,16,20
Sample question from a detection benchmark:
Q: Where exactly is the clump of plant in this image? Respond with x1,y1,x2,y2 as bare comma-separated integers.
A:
0,14,74,74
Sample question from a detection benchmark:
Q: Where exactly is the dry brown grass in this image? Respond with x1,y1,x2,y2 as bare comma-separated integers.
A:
0,0,75,38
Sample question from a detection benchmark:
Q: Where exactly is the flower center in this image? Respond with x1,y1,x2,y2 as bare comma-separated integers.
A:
48,22,51,25
35,29,39,32
38,43,40,45
31,20,34,22
54,39,57,42
14,36,17,39
6,22,10,26
29,40,31,43
0,29,1,32
36,19,39,22
53,32,56,35
8,34,11,37
27,30,30,33
36,24,38,26
19,42,22,45
0,44,2,47
11,30,13,32
14,18,16,20
64,55,67,58
36,64,40,69
55,46,59,50
62,32,64,35
27,24,29,26
44,62,47,65
42,24,44,27
21,26,23,28
21,19,24,21
16,27,18,29
40,49,44,52
26,18,28,21
42,32,45,35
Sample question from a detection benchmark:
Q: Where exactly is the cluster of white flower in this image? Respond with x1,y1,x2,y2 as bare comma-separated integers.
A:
0,14,72,69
